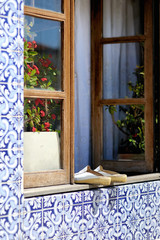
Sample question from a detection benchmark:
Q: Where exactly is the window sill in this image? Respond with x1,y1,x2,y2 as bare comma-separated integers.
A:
24,172,160,198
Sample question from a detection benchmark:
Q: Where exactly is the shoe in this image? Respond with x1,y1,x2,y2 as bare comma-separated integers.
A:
74,166,111,185
94,165,127,183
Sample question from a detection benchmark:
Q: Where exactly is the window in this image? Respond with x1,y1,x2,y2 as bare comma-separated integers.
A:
91,0,155,173
24,0,74,188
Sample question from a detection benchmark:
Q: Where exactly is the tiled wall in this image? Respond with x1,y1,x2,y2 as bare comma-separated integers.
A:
22,182,160,240
0,0,23,239
1,0,160,239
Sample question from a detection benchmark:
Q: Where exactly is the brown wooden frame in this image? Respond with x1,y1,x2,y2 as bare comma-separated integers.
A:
24,0,74,188
91,0,154,173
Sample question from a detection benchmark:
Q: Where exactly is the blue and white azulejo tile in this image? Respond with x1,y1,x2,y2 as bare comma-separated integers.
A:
0,148,20,182
0,50,19,83
23,197,43,213
43,209,64,239
21,211,43,240
0,83,22,116
0,116,19,149
0,214,20,240
0,16,19,50
0,0,19,19
0,182,21,217
43,193,63,210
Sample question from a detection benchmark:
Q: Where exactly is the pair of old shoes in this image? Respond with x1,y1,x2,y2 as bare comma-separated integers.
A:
74,165,127,186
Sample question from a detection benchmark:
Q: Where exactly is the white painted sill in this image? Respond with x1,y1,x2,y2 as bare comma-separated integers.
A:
24,173,160,198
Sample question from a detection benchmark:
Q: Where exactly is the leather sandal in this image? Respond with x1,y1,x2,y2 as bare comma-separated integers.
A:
94,165,127,183
74,165,111,185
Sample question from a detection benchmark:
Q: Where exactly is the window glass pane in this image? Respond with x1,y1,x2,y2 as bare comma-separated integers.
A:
103,0,144,37
24,98,62,172
24,0,62,13
24,15,62,91
103,43,144,99
103,105,145,161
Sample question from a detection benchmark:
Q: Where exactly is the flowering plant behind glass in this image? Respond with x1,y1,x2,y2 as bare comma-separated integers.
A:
24,22,61,133
106,66,145,153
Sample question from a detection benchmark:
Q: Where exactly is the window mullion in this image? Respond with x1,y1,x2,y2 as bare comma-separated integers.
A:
144,0,154,171
24,89,66,99
101,35,146,44
24,6,66,22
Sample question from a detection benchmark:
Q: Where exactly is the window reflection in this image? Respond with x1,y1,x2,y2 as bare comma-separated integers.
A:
24,98,61,133
103,104,145,160
103,43,144,99
24,98,62,172
24,16,62,90
24,0,62,13
103,0,144,38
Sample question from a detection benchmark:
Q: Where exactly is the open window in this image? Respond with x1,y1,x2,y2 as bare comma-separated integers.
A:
23,0,159,190
91,0,155,173
23,0,74,188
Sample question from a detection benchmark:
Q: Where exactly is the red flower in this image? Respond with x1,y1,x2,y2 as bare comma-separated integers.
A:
132,133,137,138
51,114,56,120
27,64,33,71
35,98,44,106
32,40,37,48
33,65,40,75
35,99,40,106
45,128,49,132
41,58,51,68
27,42,32,48
32,127,36,132
46,59,51,64
49,54,52,58
41,78,47,81
40,99,44,106
44,122,50,129
40,110,45,117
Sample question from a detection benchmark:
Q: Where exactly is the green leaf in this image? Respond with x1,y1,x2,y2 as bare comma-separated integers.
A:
116,120,121,127
109,105,117,115
30,69,36,77
29,51,38,56
27,109,32,116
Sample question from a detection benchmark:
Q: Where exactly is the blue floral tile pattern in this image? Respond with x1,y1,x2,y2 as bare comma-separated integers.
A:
0,182,21,216
23,197,43,212
0,17,19,50
22,211,43,240
5,181,160,240
0,215,20,240
0,116,20,149
0,0,20,18
0,149,20,182
0,50,22,83
63,191,83,206
43,209,63,239
1,0,160,239
0,83,23,116
43,194,63,210
63,204,82,235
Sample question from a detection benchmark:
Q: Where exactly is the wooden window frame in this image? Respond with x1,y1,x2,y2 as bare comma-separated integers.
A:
91,0,154,173
24,0,74,188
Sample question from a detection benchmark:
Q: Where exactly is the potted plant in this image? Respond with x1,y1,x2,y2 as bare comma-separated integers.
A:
106,66,145,160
